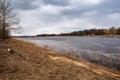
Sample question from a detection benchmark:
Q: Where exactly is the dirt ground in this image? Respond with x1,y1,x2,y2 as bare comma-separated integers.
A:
0,39,120,80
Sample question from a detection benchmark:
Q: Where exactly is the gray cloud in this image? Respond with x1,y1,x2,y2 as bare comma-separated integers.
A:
62,0,120,17
11,0,38,10
42,0,69,6
11,0,120,36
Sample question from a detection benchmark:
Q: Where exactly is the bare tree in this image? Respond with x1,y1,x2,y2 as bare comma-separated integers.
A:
108,27,117,35
0,0,19,41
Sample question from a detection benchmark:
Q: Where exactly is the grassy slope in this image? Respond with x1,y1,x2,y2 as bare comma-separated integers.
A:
0,39,120,80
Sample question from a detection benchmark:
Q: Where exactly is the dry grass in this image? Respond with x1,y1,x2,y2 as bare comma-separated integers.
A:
85,53,120,72
58,41,120,72
0,39,120,80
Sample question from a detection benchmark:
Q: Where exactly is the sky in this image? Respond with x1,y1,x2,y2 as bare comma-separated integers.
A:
11,0,120,36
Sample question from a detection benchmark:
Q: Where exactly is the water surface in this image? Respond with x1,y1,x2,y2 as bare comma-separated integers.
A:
20,37,120,59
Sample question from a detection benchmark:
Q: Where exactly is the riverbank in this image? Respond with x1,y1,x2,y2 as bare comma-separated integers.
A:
0,39,120,80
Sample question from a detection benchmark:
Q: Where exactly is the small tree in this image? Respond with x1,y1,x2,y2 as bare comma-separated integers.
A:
0,0,19,41
108,27,117,35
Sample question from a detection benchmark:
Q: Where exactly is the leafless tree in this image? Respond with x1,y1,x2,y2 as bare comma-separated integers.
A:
0,0,19,41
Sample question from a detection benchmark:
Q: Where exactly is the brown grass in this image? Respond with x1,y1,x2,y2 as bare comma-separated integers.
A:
58,41,120,72
0,39,120,80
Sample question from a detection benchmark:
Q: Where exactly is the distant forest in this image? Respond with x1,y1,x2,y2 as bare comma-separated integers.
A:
37,27,120,37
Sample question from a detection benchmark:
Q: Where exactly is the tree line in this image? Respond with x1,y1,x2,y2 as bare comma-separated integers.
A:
37,27,120,37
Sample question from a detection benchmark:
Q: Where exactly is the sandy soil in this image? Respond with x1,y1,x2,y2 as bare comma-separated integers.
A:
0,39,120,80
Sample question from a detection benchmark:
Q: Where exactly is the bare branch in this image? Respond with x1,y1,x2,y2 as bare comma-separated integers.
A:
0,0,20,41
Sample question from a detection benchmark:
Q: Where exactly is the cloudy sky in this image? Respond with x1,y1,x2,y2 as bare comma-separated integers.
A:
11,0,120,36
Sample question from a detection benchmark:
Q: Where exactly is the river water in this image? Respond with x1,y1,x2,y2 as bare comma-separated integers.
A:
19,36,120,71
20,37,120,59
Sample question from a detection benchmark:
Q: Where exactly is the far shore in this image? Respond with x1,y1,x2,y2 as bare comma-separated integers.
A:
13,35,120,38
